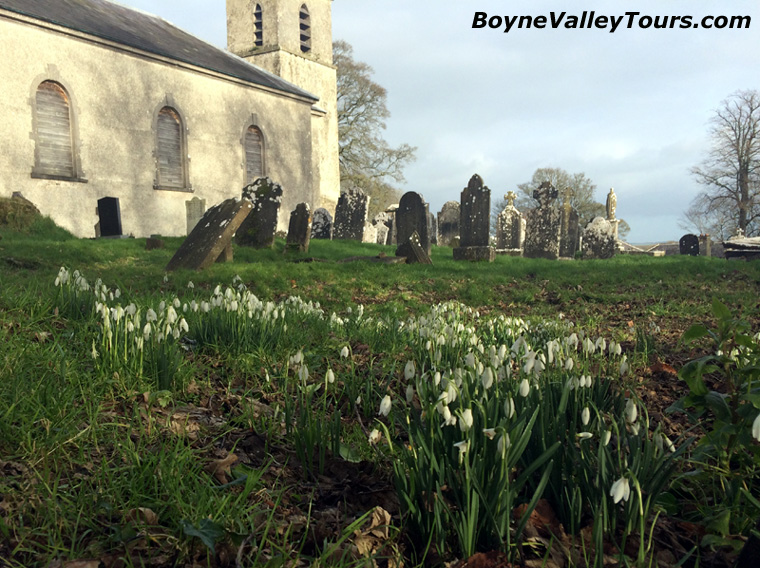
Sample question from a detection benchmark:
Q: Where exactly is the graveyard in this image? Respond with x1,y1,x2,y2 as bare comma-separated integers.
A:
2,198,760,568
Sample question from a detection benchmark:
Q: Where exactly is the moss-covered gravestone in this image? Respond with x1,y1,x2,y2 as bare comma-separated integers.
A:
236,177,283,249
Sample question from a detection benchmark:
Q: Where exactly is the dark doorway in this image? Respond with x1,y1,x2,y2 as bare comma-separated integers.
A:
97,197,122,237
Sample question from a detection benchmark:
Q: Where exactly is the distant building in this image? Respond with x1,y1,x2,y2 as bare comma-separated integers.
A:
0,0,339,237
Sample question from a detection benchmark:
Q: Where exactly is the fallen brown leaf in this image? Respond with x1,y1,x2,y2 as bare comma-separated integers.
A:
205,453,238,484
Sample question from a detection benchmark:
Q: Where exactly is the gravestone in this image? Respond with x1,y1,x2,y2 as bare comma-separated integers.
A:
166,198,252,271
333,188,369,241
186,197,206,235
146,236,165,251
699,233,712,257
285,203,311,253
437,201,460,247
97,197,122,237
559,188,580,258
581,217,617,260
386,204,399,245
236,177,282,249
395,191,431,257
372,212,392,245
523,182,561,260
453,174,494,262
396,231,433,265
362,222,378,244
495,191,524,254
311,208,333,239
428,212,438,246
679,234,699,256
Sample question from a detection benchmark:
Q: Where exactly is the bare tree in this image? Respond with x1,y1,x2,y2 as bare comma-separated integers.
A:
334,40,416,214
688,90,760,237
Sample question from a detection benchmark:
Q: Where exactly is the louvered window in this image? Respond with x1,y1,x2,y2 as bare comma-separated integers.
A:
156,107,186,188
299,5,311,53
245,126,264,183
35,81,75,178
254,4,263,47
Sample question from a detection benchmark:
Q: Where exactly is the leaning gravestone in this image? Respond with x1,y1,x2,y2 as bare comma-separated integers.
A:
582,217,617,260
437,201,460,247
236,178,283,249
495,191,524,254
396,231,433,265
395,191,431,257
166,198,253,271
453,174,495,262
679,234,699,256
524,182,561,260
333,188,369,241
285,203,311,253
311,208,332,239
559,188,580,258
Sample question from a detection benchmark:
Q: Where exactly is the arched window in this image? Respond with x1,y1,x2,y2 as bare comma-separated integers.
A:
245,126,264,183
299,4,311,53
253,4,263,47
156,106,188,189
34,81,75,178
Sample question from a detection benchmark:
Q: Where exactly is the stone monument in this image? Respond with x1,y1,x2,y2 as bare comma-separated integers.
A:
235,177,283,249
333,188,369,241
453,174,495,262
523,182,561,260
495,190,524,255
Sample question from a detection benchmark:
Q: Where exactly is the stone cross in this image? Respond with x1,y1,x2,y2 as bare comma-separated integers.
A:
505,191,517,208
533,181,559,209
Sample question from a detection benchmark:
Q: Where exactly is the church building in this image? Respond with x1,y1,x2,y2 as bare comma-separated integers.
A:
0,0,339,238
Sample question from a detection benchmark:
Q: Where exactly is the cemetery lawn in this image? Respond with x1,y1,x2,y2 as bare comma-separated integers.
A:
2,228,760,567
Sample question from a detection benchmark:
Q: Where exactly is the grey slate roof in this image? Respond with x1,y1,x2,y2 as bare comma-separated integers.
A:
0,0,318,101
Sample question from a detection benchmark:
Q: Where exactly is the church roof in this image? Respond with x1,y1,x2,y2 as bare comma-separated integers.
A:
0,0,318,101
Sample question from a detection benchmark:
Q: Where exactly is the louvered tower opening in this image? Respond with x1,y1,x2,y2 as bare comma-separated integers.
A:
299,5,311,53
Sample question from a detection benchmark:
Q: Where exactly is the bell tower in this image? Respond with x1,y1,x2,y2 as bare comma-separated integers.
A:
226,0,339,213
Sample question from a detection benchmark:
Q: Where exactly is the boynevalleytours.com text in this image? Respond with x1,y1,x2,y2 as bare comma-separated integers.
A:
472,11,751,33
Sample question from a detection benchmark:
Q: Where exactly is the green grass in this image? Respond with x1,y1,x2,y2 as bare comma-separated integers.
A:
1,223,760,567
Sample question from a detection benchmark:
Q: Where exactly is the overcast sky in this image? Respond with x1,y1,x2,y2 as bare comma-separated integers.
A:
119,0,759,243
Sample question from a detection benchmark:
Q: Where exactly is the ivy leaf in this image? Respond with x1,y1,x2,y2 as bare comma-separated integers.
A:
679,358,714,396
180,519,225,555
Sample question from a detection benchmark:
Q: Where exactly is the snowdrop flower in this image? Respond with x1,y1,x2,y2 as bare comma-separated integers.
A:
519,378,530,398
404,360,415,380
163,274,169,283
379,395,392,417
433,371,441,387
565,357,574,371
340,346,350,358
298,365,309,382
481,367,494,390
91,342,98,360
289,350,303,367
577,432,593,440
368,428,382,445
187,281,194,289
497,434,510,457
523,351,537,374
465,352,476,369
355,395,361,405
753,414,760,442
146,308,157,322
595,337,607,352
459,408,474,432
406,384,415,404
567,333,579,349
441,405,457,427
454,440,469,463
603,430,612,446
483,428,497,440
505,397,516,419
582,337,595,355
582,407,590,426
624,399,638,424
326,369,335,384
610,477,631,504
142,322,152,340
619,356,630,377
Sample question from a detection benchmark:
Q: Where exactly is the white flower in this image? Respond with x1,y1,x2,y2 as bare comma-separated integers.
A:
603,430,612,446
505,397,516,419
326,369,335,384
583,337,595,354
483,428,497,440
441,405,457,427
187,281,194,289
753,414,760,442
454,440,469,463
523,351,537,374
610,477,631,504
142,322,152,340
404,360,415,380
582,407,590,426
465,352,476,369
379,395,392,417
577,432,593,440
497,433,510,456
146,308,157,322
481,367,494,390
368,429,382,445
340,346,350,358
624,399,638,424
620,356,630,377
519,378,530,398
406,384,415,403
459,408,474,432
298,365,309,382
433,371,441,386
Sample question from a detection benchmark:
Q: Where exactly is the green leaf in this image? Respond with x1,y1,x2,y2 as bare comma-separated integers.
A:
704,391,732,422
705,508,731,538
679,359,714,396
712,299,732,322
180,519,226,554
682,324,709,344
339,443,361,463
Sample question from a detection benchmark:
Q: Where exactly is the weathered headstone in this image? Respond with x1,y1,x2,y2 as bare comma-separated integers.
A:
679,234,699,256
428,212,438,246
386,204,399,245
236,177,283,249
559,188,580,258
166,198,252,271
453,174,494,262
699,233,712,257
285,203,311,253
97,197,122,237
523,182,561,260
581,217,617,260
146,235,165,251
186,197,206,235
333,188,369,241
495,191,524,254
395,191,431,257
362,222,378,244
372,212,392,245
311,208,333,240
437,201,460,247
396,231,433,265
